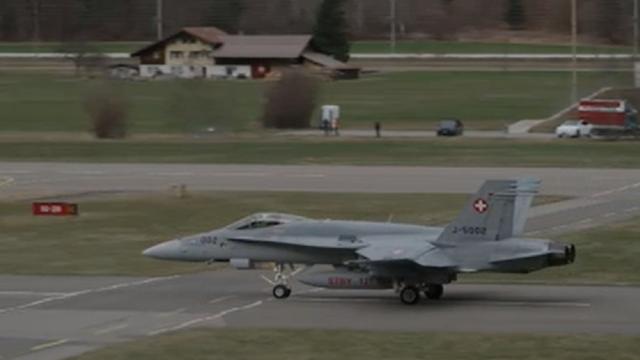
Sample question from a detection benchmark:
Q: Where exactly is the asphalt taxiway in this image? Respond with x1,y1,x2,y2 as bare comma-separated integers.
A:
1,271,639,360
2,162,640,359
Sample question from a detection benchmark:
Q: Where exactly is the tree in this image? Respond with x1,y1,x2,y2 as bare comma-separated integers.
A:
505,0,525,30
207,0,245,33
312,0,350,62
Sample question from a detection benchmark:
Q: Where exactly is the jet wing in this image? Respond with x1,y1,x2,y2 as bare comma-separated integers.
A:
355,241,457,268
227,235,367,250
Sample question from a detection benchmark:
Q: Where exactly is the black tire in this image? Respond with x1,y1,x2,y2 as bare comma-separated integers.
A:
272,284,290,299
425,284,444,300
400,286,421,305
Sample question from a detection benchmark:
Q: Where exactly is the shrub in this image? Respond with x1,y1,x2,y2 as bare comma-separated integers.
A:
85,83,129,139
261,70,318,129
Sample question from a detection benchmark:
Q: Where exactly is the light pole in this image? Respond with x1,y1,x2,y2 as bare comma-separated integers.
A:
571,0,578,103
634,0,639,59
390,0,396,53
156,0,164,40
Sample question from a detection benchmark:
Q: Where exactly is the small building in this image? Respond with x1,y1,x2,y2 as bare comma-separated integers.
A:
131,27,359,79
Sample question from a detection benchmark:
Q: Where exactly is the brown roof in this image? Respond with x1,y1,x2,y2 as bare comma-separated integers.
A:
212,35,312,59
302,51,359,70
182,27,227,44
131,26,227,57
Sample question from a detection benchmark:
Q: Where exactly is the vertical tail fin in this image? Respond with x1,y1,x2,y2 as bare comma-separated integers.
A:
436,179,540,244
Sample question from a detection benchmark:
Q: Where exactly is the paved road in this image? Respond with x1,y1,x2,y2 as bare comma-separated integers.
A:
1,271,639,360
2,162,640,235
277,129,555,139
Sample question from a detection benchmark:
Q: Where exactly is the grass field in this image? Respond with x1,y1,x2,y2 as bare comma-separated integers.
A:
2,138,640,168
2,191,640,285
0,41,145,53
69,328,640,360
0,71,630,133
351,40,633,54
0,40,631,55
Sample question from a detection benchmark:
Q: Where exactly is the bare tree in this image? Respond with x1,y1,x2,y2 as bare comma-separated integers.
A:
85,82,129,139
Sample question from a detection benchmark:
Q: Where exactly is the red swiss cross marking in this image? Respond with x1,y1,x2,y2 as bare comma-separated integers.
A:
473,198,488,213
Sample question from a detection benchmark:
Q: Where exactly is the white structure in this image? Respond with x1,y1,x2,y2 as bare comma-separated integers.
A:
205,65,252,79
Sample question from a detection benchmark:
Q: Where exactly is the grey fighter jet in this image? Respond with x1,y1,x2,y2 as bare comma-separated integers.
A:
143,179,576,305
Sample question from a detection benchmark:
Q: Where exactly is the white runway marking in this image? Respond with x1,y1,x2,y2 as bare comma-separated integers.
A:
149,172,194,176
0,176,14,188
0,276,180,315
591,181,640,198
577,218,593,225
0,291,68,297
94,324,128,335
59,170,105,175
208,295,235,304
209,172,268,177
148,300,265,336
0,170,32,174
288,174,326,178
155,308,187,318
30,339,69,352
603,212,617,218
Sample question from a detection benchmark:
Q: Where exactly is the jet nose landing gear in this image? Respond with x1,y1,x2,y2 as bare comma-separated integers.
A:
272,284,291,299
268,263,294,300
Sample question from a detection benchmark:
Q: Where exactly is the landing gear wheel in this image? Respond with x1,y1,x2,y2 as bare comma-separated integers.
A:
400,286,420,305
273,284,291,299
425,284,444,300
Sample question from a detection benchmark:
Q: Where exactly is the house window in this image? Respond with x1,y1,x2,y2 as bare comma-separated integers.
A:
189,51,200,59
170,51,184,60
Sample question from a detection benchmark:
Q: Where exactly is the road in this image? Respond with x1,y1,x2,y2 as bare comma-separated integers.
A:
1,271,639,360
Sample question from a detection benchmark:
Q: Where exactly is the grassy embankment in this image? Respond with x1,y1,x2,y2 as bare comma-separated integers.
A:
2,138,640,168
0,71,630,133
2,191,640,285
0,40,631,54
68,328,640,360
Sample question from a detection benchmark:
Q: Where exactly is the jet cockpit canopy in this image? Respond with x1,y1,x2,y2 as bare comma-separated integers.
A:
227,213,308,231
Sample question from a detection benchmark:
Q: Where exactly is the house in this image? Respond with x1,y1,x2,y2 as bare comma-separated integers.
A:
131,27,359,79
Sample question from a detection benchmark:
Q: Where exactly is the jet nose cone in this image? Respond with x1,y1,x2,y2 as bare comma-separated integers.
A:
143,240,182,260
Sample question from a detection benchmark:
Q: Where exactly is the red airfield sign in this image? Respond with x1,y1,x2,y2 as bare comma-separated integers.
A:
32,202,78,216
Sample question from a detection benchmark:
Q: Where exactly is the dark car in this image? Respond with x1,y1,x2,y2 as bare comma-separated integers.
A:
436,119,464,136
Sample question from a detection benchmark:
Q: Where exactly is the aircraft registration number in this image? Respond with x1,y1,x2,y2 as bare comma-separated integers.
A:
452,226,487,235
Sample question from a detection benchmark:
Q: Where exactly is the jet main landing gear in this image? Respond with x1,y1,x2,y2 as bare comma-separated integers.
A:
397,283,445,305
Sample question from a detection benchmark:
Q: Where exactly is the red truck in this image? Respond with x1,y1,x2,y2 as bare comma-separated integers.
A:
578,99,638,138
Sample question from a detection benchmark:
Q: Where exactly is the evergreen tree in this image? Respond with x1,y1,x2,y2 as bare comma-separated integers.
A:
312,0,350,62
208,0,245,33
505,0,525,30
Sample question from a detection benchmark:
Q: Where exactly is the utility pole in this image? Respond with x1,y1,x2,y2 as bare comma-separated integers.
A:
571,0,578,103
634,0,639,59
389,0,396,53
156,0,164,40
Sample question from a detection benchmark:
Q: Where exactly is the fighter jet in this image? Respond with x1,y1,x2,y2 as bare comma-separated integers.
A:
143,179,576,305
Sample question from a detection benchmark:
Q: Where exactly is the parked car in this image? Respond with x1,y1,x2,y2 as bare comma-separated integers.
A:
436,119,464,136
555,120,592,138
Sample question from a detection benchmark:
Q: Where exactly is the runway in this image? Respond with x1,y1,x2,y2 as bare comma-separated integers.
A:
1,270,639,360
2,162,640,359
2,162,640,235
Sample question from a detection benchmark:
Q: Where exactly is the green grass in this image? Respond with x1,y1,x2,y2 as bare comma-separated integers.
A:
0,41,631,55
69,328,640,360
0,41,145,53
0,192,566,276
2,138,640,168
0,71,630,133
352,40,633,54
